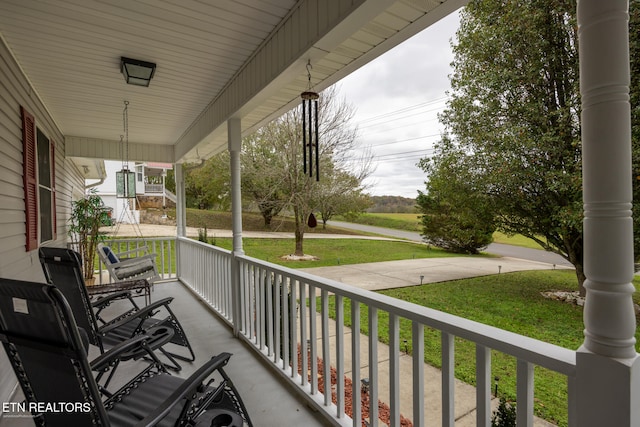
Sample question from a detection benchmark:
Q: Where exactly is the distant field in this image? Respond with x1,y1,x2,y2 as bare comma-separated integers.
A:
342,213,422,232
491,232,545,250
343,213,545,250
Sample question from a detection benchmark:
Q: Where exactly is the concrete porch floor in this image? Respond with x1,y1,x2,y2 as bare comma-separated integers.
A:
0,280,329,427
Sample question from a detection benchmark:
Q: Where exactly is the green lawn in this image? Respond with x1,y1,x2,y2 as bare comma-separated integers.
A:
211,237,461,267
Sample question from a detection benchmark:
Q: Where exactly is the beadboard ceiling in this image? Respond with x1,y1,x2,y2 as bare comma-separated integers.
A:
0,0,463,164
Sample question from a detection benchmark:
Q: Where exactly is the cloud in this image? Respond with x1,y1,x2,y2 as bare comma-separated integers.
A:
335,12,460,198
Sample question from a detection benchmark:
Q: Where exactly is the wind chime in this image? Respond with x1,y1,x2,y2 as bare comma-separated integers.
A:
301,60,320,182
301,61,320,229
116,101,135,199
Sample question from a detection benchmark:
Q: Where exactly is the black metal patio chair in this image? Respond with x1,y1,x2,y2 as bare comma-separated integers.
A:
0,277,252,427
39,247,195,371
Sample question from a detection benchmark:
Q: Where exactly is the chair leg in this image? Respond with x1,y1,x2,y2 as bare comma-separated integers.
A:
157,347,183,372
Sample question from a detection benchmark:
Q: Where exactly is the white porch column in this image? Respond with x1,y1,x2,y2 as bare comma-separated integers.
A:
174,163,186,280
175,163,186,238
228,118,244,337
577,1,640,425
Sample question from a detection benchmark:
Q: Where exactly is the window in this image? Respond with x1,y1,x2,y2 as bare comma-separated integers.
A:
22,106,56,251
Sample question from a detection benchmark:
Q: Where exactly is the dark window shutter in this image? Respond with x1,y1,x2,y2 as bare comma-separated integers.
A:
21,106,38,251
50,141,57,240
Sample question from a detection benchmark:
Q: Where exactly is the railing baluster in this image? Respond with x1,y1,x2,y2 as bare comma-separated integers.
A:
266,272,274,357
442,332,455,427
159,241,165,279
351,300,361,427
249,265,256,343
568,374,577,427
309,284,318,394
274,273,281,365
321,289,331,407
335,294,345,418
412,322,424,427
299,281,308,386
258,268,265,350
517,359,534,426
368,306,378,427
476,344,491,427
389,313,400,426
242,263,250,335
282,276,290,371
290,279,298,379
168,239,173,278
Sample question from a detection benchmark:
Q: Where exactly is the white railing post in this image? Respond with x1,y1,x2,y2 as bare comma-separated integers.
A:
476,345,491,427
577,0,640,425
174,163,186,280
412,322,424,427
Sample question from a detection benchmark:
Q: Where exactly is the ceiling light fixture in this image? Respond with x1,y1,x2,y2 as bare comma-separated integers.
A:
120,57,156,87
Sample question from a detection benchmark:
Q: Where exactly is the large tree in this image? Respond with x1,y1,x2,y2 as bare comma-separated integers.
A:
242,128,288,228
426,0,586,290
242,86,372,256
417,136,496,254
181,152,231,211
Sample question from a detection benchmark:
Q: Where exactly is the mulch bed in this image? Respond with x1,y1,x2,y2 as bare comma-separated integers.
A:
297,345,413,427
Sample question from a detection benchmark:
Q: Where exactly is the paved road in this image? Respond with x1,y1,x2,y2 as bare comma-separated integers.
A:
328,220,573,267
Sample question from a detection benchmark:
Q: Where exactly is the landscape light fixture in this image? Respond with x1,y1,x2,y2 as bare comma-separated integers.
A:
120,56,156,87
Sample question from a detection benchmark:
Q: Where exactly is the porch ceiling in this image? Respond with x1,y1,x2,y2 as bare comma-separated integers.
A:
0,0,463,165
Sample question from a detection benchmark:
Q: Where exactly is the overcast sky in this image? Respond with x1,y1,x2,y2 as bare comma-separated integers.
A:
335,10,461,199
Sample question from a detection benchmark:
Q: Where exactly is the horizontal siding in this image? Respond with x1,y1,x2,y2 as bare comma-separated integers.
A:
0,35,84,410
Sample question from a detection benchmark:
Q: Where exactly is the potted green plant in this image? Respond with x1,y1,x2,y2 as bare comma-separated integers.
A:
68,190,111,281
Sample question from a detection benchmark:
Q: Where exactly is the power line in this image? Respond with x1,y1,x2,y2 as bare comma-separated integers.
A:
356,105,445,132
364,133,441,147
354,97,448,126
374,148,435,159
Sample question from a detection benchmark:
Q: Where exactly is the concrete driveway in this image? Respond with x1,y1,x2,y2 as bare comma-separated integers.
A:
300,256,572,291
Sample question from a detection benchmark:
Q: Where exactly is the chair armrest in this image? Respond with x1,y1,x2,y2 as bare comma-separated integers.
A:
133,352,233,427
98,297,174,336
91,291,135,309
92,291,138,326
90,335,152,372
111,254,157,268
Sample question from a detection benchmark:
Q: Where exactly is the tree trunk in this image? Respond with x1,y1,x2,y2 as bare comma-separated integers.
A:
565,242,586,296
293,205,305,256
575,262,586,297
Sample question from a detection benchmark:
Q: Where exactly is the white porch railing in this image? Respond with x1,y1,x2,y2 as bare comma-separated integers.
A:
144,183,164,193
177,238,234,324
175,237,576,427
